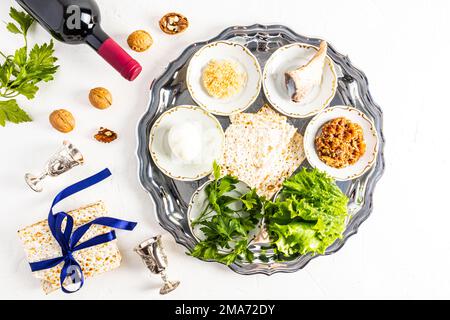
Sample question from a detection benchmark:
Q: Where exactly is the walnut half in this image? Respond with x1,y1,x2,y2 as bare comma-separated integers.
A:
159,12,189,35
94,127,118,143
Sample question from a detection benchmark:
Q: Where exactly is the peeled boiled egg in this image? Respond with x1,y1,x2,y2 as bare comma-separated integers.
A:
167,122,202,163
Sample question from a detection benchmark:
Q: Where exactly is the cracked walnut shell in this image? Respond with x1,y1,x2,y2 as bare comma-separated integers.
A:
89,87,112,110
159,12,189,35
94,127,118,143
127,30,153,52
49,109,75,133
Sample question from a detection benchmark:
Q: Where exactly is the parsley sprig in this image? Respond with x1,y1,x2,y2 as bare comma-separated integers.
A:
190,162,264,265
0,7,59,127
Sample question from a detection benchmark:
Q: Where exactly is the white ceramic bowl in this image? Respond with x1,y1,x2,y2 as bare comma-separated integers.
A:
304,106,379,181
149,105,224,181
263,43,337,118
187,41,262,116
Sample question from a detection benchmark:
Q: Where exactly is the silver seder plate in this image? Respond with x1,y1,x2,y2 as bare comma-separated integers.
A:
136,24,385,275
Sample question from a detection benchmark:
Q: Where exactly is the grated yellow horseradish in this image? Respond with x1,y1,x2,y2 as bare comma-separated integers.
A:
202,59,246,99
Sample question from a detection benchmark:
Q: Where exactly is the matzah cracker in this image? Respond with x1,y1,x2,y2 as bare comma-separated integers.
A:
230,104,288,128
222,124,294,186
256,131,306,195
18,201,122,294
256,104,288,120
220,105,305,199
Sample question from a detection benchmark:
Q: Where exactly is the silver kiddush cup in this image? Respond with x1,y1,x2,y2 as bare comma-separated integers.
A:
134,235,180,295
25,140,84,192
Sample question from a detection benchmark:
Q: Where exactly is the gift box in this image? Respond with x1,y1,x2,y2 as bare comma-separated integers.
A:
18,169,136,294
18,201,122,294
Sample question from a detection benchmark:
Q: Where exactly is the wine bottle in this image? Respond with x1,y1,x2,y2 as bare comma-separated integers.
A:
16,0,142,81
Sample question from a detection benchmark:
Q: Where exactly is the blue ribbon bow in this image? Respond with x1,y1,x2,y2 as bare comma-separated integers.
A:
29,168,137,293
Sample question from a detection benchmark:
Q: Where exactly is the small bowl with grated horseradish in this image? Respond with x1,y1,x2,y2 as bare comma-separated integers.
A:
186,41,262,116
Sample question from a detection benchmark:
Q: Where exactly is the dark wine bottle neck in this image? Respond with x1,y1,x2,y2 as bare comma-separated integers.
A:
85,27,109,51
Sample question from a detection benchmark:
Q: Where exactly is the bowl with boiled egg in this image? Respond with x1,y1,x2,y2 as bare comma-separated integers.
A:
149,105,225,181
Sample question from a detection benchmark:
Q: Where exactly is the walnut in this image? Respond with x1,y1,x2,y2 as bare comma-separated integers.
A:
49,109,75,133
94,127,118,143
127,30,153,52
89,87,112,109
159,13,189,35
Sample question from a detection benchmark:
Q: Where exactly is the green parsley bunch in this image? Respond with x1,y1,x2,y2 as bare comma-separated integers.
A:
190,162,264,265
0,8,59,126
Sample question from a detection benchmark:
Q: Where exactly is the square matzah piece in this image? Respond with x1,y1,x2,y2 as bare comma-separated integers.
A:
220,104,306,199
18,201,122,294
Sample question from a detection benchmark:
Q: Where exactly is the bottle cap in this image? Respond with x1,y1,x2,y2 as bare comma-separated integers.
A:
98,38,142,81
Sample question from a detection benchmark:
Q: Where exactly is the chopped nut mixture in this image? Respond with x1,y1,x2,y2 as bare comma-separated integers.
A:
315,117,366,169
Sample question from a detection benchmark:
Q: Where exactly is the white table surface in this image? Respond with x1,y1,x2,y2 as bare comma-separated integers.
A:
0,0,448,300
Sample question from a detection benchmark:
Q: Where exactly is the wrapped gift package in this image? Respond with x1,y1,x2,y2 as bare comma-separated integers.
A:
18,201,122,294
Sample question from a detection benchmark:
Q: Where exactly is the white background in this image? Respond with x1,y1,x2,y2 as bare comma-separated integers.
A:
0,0,448,300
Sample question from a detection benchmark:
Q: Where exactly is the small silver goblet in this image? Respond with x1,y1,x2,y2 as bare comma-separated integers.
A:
134,235,180,295
25,140,84,192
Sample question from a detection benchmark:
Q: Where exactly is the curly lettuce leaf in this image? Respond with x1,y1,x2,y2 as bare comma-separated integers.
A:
267,168,348,257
